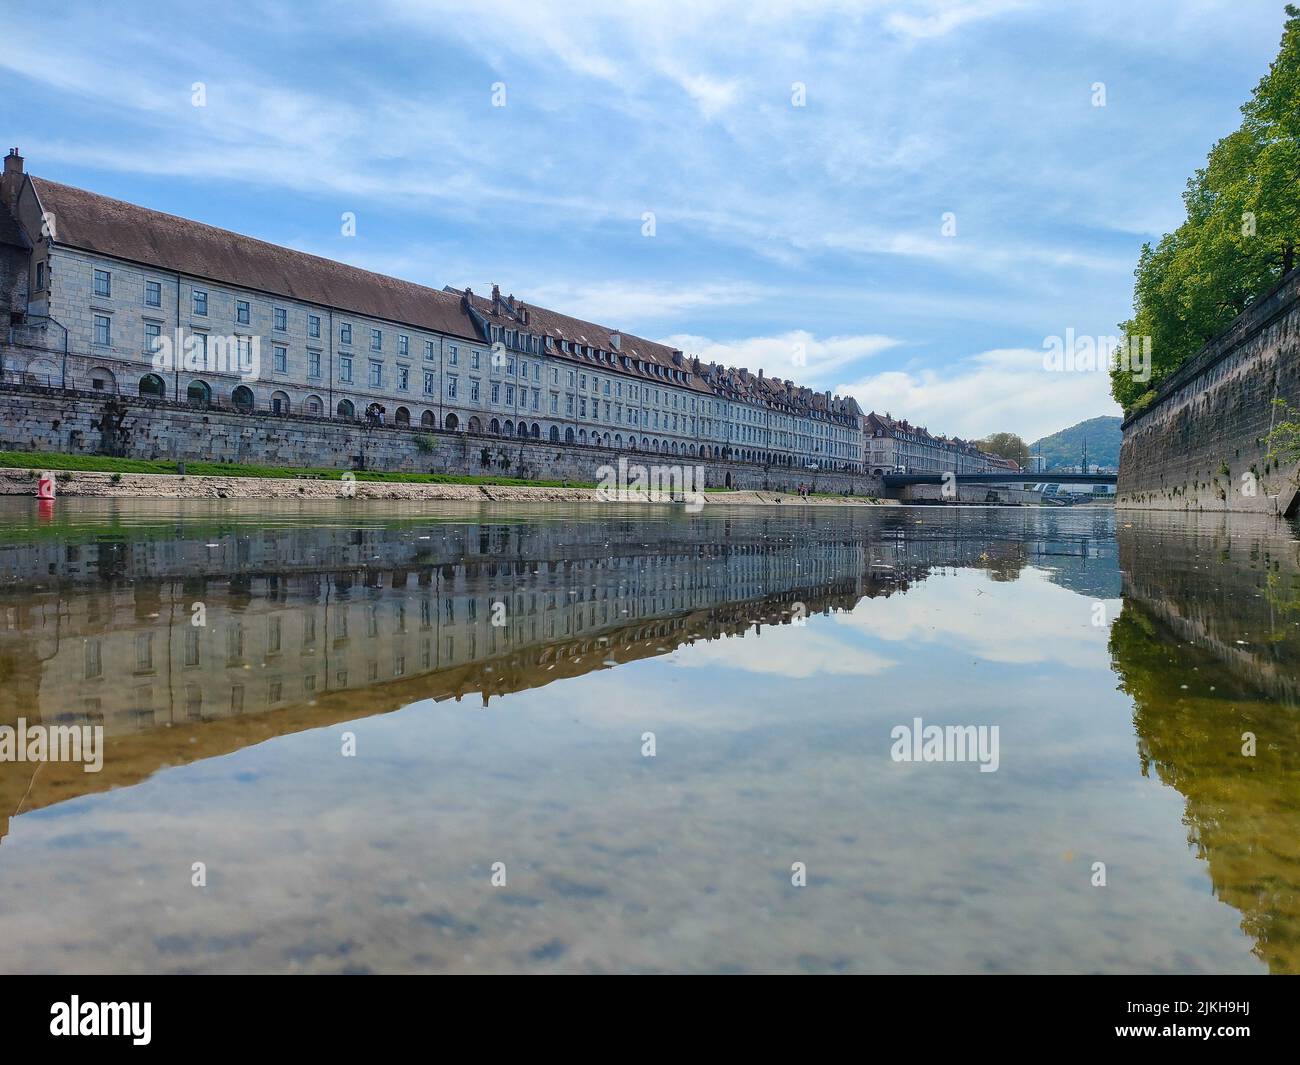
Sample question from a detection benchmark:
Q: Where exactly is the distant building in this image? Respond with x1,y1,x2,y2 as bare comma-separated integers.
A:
863,411,1012,475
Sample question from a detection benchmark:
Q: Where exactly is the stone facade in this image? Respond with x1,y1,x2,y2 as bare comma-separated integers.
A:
0,150,866,475
1117,270,1300,515
862,411,1013,476
0,388,885,495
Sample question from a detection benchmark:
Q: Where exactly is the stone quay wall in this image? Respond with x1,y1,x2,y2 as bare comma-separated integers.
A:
0,385,885,497
1117,271,1300,515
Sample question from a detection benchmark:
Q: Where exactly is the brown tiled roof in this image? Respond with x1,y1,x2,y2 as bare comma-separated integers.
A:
30,177,480,340
452,287,716,395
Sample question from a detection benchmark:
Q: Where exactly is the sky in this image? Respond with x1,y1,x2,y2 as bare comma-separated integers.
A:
1,0,1291,441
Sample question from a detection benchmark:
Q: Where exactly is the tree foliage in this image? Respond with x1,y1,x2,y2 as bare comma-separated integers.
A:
976,432,1031,466
1113,5,1300,410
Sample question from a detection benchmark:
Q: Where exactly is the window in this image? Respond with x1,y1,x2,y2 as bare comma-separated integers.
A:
369,362,383,387
398,334,409,356
470,379,480,402
447,376,458,399
370,328,382,351
550,393,558,413
471,350,480,370
308,314,321,338
273,345,288,373
308,351,321,378
94,314,111,346
491,382,500,404
340,356,353,383
35,260,47,291
341,323,353,345
145,280,161,307
424,340,434,361
397,365,409,391
273,307,287,332
423,371,435,395
448,345,458,365
144,322,161,352
505,384,515,405
236,299,250,325
93,269,111,297
192,289,208,316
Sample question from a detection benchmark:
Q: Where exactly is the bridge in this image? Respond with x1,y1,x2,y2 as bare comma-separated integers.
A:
883,471,1117,488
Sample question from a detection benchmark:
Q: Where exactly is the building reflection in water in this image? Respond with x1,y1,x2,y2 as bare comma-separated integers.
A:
0,506,1114,835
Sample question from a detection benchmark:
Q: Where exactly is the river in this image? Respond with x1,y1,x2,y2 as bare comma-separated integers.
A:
0,500,1294,973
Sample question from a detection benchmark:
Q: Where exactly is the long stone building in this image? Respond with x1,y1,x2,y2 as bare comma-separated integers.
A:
0,149,863,473
863,411,1019,476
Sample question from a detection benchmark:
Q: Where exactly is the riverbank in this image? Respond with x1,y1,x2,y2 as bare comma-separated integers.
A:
0,468,896,506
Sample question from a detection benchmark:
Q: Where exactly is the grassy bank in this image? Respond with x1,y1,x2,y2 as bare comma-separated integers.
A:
0,451,594,488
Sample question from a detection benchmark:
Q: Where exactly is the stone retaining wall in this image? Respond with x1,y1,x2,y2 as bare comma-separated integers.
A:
0,385,884,497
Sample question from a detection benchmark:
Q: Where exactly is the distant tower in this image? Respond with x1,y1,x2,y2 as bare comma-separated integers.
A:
1081,436,1088,475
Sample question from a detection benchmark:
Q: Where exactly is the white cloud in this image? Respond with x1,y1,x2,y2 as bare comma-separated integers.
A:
838,346,1122,442
660,330,901,386
473,280,766,327
886,0,1032,40
672,623,897,679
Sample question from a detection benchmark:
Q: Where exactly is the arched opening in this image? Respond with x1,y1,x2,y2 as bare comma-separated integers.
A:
139,373,166,399
186,379,211,406
88,366,117,394
468,416,481,433
395,406,411,426
549,425,560,442
615,434,623,448
517,422,528,438
725,472,732,488
271,390,290,415
504,419,515,436
602,432,610,447
231,385,255,411
304,394,324,416
565,428,575,444
421,410,436,427
337,398,356,418
490,418,501,435
641,437,649,450
531,422,540,438
444,413,459,431
578,429,587,445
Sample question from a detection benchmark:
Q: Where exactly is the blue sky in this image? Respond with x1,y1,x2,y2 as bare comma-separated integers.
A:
1,0,1290,440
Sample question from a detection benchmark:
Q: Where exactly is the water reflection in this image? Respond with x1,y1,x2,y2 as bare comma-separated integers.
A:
1112,511,1300,974
0,500,1292,973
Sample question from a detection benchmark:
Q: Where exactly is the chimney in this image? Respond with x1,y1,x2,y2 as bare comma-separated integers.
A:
610,330,621,350
2,148,24,212
491,283,501,313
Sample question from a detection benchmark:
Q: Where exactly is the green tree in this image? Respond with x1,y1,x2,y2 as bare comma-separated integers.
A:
1114,5,1300,410
976,432,1030,467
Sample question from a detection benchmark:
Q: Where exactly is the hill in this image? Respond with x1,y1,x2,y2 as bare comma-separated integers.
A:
1028,416,1122,470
